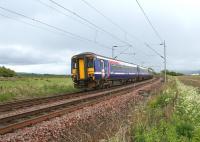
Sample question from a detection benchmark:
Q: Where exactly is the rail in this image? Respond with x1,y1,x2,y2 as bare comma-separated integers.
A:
0,78,160,135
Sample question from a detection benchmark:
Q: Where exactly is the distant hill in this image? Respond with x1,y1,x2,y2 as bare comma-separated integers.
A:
177,70,200,75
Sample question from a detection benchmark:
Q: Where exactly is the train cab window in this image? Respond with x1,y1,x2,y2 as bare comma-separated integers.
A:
87,58,94,68
72,60,77,69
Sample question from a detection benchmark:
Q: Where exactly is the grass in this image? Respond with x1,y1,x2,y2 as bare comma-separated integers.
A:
0,76,78,103
107,76,200,142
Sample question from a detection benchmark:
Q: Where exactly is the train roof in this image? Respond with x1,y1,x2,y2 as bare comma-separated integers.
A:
72,52,150,70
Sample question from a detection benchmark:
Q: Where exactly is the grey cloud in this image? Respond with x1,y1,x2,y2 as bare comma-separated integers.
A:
0,0,200,74
0,45,74,65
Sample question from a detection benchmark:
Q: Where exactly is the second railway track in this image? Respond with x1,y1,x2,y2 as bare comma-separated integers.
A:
0,90,101,113
0,78,160,135
0,82,136,113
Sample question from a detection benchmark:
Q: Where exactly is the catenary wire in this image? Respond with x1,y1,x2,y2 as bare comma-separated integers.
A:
41,0,162,62
0,12,72,37
0,2,162,69
48,0,132,46
80,0,148,44
145,43,163,58
80,0,126,34
79,0,164,60
34,0,97,31
135,0,163,42
0,6,111,50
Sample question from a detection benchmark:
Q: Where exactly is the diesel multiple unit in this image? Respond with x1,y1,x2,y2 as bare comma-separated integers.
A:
71,52,153,88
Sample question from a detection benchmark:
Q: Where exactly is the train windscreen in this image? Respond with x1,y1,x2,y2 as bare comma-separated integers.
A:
72,59,77,69
87,58,94,68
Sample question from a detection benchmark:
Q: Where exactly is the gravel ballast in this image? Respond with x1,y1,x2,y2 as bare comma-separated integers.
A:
0,80,161,142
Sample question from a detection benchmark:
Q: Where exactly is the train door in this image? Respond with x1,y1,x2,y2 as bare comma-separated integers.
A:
79,58,85,80
107,61,110,78
100,60,105,79
104,60,108,79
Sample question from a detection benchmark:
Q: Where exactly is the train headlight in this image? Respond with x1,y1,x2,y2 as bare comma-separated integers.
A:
88,74,94,78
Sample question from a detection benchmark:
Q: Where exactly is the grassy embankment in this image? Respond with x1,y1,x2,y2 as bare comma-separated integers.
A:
108,77,200,142
0,76,78,103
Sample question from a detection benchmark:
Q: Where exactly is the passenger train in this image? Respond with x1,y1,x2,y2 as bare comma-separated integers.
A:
71,52,153,89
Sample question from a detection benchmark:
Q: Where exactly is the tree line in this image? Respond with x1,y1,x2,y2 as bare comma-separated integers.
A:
161,70,184,76
0,66,16,77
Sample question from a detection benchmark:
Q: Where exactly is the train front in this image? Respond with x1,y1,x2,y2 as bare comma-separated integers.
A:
71,53,95,89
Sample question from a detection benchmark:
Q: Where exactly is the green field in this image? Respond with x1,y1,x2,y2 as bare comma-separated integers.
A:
0,76,78,103
178,75,200,88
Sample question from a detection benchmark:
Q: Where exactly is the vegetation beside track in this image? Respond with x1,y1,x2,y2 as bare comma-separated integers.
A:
0,76,78,103
108,77,200,142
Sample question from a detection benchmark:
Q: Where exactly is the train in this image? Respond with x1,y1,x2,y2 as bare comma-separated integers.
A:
71,52,153,89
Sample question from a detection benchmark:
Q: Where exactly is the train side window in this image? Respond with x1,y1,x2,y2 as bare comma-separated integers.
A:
100,60,104,69
111,64,114,71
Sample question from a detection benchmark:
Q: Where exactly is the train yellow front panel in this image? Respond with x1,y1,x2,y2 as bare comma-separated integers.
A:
87,68,94,74
79,59,85,79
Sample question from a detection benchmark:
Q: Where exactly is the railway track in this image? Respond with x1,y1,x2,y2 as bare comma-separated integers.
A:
0,78,160,135
0,90,100,113
0,82,131,113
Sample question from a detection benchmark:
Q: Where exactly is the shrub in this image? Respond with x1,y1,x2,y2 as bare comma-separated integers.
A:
148,93,173,109
0,66,16,77
176,121,194,140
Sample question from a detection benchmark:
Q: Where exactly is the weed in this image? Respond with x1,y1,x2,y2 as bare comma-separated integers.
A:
0,93,16,102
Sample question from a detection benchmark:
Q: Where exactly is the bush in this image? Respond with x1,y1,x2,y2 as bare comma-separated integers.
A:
176,121,194,140
148,91,174,109
0,66,16,77
161,70,184,76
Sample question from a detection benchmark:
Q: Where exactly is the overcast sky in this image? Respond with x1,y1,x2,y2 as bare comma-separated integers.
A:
0,0,199,74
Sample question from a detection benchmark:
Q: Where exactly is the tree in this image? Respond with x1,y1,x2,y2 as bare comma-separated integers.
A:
0,66,16,77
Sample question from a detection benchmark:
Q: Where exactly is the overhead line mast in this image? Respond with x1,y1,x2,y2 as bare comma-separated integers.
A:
135,0,167,82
